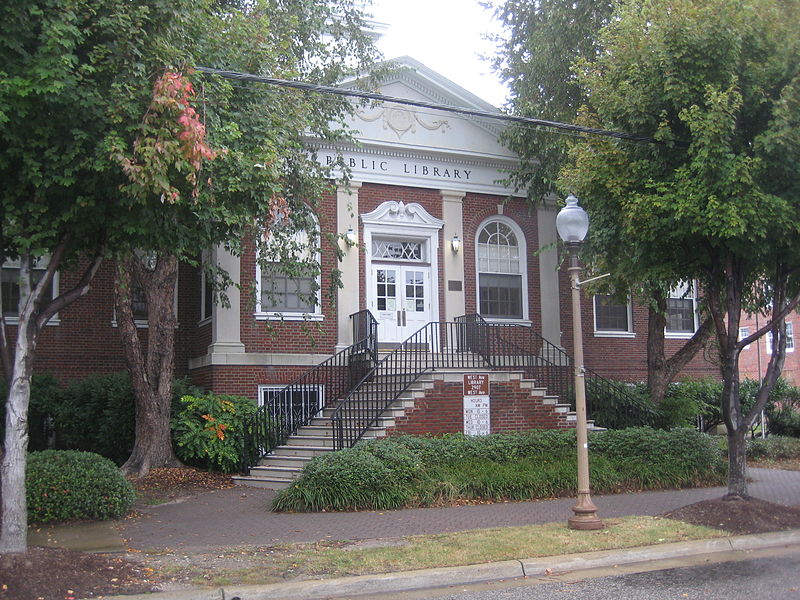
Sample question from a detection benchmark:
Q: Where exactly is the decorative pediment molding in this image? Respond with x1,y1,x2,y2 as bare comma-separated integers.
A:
356,103,450,140
360,201,445,230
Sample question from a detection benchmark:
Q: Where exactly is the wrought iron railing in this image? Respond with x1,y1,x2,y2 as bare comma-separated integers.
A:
330,320,496,449
241,309,378,471
456,314,656,429
329,315,652,449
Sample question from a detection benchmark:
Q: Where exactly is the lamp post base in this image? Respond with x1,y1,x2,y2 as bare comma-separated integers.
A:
568,493,604,530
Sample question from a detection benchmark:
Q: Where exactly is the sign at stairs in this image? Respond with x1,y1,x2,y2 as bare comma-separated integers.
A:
463,373,490,436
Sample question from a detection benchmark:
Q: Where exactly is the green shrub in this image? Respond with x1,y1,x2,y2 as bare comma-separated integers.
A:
768,408,800,437
273,428,724,512
585,380,658,430
747,435,800,460
271,447,411,511
172,393,258,473
53,372,136,464
49,373,203,464
26,450,135,523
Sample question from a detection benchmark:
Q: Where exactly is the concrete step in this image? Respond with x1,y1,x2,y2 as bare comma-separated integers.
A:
248,465,302,480
258,454,312,468
232,475,293,490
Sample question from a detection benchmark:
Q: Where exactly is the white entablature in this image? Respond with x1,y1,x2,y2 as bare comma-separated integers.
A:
314,57,522,196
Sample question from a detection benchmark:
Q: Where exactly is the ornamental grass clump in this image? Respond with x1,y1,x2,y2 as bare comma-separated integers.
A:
26,450,136,523
272,428,724,512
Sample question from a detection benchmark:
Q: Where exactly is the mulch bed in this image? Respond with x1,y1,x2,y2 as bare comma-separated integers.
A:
663,496,800,535
3,467,800,599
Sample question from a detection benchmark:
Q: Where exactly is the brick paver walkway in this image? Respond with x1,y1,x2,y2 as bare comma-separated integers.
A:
117,468,800,552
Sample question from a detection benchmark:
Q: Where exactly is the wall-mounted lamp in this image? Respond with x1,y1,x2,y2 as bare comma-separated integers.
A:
451,234,461,254
345,226,357,245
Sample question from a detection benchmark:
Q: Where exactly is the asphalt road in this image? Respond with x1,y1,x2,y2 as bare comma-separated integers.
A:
358,546,800,600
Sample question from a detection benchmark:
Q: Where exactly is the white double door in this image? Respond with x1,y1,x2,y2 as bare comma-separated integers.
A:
370,265,431,343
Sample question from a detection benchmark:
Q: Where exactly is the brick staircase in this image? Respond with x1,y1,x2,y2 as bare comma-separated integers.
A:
233,369,579,490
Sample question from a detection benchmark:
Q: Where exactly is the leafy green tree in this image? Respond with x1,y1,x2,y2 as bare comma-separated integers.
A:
108,0,379,478
0,0,378,552
491,0,713,404
489,0,614,200
560,0,800,498
0,0,183,554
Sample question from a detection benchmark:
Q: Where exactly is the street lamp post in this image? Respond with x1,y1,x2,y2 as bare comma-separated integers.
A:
556,194,604,531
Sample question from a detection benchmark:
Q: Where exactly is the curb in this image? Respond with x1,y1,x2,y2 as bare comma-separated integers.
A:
95,530,800,600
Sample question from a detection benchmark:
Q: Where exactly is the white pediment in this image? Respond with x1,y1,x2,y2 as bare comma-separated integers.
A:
360,201,444,230
313,57,523,196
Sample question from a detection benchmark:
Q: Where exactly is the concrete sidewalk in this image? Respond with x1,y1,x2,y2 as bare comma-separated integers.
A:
111,467,800,553
27,467,800,600
28,467,800,554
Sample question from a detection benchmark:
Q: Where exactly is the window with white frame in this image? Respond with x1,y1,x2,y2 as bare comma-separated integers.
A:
1,258,58,324
255,219,322,320
738,326,751,350
476,218,527,320
666,281,699,336
259,384,324,421
594,294,633,335
766,322,794,354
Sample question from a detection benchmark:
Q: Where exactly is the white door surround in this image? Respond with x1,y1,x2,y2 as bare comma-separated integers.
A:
361,201,445,344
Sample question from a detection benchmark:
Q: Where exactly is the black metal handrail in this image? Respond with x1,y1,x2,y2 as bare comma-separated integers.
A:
241,309,378,471
330,320,496,449
328,314,652,450
456,314,656,429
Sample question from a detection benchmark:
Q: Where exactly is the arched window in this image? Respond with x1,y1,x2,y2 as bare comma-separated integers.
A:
255,217,322,321
476,218,527,320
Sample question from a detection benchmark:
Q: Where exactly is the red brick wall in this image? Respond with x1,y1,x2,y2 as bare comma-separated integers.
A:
238,189,339,354
2,258,195,384
738,311,799,385
386,377,571,436
188,365,312,400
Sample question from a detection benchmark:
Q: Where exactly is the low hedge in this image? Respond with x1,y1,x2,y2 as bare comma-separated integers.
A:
272,427,725,512
26,450,136,523
746,436,800,461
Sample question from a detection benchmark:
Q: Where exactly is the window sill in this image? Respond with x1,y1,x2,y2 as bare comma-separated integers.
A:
594,331,635,338
3,317,60,326
111,320,180,329
198,317,212,327
255,312,324,322
665,331,696,340
482,317,532,326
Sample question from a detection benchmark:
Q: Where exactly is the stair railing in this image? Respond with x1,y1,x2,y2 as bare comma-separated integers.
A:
241,309,378,471
458,315,656,429
329,314,654,450
330,320,495,449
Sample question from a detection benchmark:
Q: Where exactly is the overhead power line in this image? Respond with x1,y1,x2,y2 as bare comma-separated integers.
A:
195,66,684,147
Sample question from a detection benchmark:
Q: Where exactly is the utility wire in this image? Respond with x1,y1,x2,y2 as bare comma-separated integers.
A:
195,66,685,147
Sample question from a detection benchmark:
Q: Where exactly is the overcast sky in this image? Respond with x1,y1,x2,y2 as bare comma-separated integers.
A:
366,0,509,107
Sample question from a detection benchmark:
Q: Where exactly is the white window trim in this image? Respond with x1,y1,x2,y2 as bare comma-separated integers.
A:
665,281,700,339
738,326,751,350
1,258,60,326
593,294,635,338
474,215,529,323
258,384,325,412
254,220,324,322
766,322,794,354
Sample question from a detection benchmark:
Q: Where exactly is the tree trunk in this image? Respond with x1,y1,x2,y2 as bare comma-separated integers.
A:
0,322,36,553
116,253,181,477
647,293,714,405
725,425,749,499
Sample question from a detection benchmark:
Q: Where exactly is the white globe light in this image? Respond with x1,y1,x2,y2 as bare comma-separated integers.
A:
556,194,589,243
